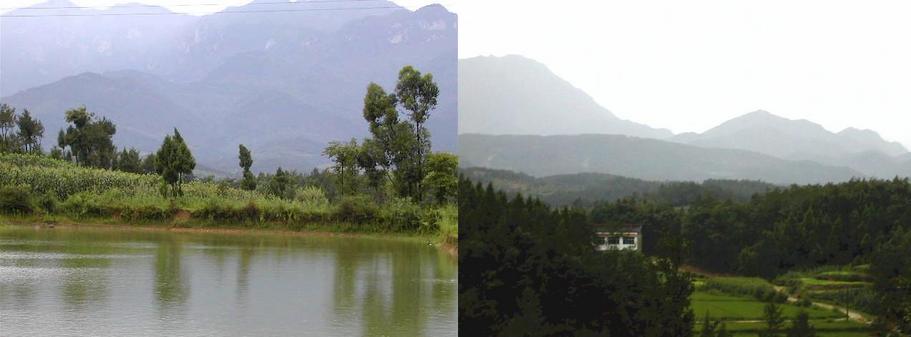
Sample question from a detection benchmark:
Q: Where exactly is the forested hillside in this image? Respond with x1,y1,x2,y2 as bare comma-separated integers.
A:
458,178,694,336
460,167,776,206
591,178,911,333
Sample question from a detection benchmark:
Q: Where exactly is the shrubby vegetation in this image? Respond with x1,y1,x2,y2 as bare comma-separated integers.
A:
702,277,787,304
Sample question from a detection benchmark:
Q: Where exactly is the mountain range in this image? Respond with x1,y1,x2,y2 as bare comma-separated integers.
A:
459,55,672,139
1,0,456,174
458,55,911,182
459,133,862,185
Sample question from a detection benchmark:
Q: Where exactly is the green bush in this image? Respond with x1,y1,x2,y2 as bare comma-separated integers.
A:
419,207,441,233
60,193,112,218
295,186,330,210
121,205,175,222
381,197,423,231
0,185,34,214
436,204,458,244
815,271,873,283
702,277,787,303
192,201,255,223
333,195,378,224
35,191,59,214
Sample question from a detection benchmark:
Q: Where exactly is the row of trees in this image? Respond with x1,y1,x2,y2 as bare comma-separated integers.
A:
2,66,456,207
2,104,156,175
459,178,694,336
1,104,196,196
0,104,45,154
590,178,911,334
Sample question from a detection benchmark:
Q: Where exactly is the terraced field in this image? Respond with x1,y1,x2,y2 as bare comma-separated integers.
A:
692,275,875,336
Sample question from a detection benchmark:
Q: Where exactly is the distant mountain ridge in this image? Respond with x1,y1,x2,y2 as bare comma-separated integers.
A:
459,133,863,185
458,55,672,139
673,110,907,159
671,110,910,178
456,55,910,180
1,1,456,174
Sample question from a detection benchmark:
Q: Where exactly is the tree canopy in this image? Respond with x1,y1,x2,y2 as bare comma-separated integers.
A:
324,66,443,203
58,106,117,168
155,129,195,196
238,144,256,191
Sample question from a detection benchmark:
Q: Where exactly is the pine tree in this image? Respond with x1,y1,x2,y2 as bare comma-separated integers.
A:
760,301,785,337
16,109,44,154
238,144,256,191
155,129,195,196
786,311,816,337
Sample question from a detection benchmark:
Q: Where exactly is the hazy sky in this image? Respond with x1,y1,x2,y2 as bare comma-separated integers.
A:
454,0,911,148
0,0,447,14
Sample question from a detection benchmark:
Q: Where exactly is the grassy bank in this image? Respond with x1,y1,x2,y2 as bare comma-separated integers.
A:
0,154,457,243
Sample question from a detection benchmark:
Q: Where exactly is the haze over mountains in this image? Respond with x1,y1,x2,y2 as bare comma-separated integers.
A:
459,55,911,182
459,55,672,139
1,0,456,174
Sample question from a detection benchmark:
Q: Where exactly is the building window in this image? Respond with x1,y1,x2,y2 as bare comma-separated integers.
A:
607,237,620,245
622,237,635,245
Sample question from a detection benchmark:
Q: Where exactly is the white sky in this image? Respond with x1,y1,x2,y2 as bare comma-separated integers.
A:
453,0,911,147
6,1,909,146
0,0,447,14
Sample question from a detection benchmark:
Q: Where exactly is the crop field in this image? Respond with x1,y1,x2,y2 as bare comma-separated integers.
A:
773,265,877,318
691,291,839,320
692,275,874,336
0,154,454,235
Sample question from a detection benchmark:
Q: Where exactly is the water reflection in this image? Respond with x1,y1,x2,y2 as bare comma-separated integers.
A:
154,238,188,310
0,226,457,337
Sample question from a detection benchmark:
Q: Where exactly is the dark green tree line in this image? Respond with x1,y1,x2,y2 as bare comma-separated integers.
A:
113,147,143,173
459,177,694,336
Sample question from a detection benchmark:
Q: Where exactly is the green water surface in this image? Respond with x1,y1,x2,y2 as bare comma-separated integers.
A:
0,225,457,337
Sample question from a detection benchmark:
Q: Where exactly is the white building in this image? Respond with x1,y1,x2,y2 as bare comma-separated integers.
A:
594,224,642,251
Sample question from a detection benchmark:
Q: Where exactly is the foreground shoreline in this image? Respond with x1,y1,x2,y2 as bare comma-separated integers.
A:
0,215,458,256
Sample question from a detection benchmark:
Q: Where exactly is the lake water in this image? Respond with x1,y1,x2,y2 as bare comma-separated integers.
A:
0,225,457,337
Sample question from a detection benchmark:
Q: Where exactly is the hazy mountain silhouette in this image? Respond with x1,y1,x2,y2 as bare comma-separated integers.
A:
1,1,456,174
459,133,863,185
672,110,910,177
458,55,672,138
